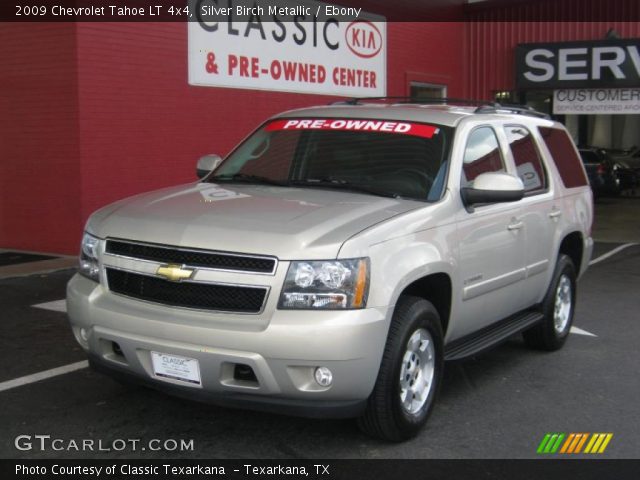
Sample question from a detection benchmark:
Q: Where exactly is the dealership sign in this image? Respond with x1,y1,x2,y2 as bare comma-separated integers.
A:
516,39,640,89
188,0,386,96
553,88,640,115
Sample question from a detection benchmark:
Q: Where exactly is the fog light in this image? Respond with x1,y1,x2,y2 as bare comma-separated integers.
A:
314,367,333,387
80,328,89,342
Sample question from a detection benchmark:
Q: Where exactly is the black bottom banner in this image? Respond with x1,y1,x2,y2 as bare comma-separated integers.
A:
2,459,639,480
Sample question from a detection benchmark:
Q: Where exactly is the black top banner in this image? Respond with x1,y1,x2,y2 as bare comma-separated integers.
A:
2,0,640,22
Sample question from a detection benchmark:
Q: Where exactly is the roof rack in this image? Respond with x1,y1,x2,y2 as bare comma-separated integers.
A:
333,96,497,107
331,96,550,119
474,103,550,119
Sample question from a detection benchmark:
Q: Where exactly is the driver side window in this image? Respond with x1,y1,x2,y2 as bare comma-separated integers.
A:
461,127,505,187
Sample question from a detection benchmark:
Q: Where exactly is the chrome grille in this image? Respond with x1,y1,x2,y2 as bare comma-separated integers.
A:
105,239,277,274
106,268,268,313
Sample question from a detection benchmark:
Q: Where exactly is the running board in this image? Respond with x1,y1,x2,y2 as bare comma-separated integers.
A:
444,311,543,361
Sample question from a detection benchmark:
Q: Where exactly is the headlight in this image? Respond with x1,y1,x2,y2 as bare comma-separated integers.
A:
279,258,369,310
79,232,100,282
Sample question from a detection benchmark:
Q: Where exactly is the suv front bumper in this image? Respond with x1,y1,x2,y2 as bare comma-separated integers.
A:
66,274,390,418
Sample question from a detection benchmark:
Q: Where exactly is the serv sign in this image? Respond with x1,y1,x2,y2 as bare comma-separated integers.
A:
188,0,386,96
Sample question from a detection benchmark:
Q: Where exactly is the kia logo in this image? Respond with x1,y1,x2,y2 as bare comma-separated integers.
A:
346,21,382,59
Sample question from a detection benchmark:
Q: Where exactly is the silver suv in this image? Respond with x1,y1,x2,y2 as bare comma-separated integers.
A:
67,99,593,441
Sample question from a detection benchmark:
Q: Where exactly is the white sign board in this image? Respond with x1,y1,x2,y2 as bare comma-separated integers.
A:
553,88,640,115
188,0,386,97
516,162,542,191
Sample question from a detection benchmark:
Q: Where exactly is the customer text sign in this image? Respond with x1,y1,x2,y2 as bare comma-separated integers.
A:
188,0,386,96
553,88,640,114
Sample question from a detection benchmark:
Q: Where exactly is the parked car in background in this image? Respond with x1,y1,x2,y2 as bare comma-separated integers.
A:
606,147,640,194
578,147,635,198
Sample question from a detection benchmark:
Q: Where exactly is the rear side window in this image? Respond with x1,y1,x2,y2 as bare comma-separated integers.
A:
538,127,588,188
505,126,547,194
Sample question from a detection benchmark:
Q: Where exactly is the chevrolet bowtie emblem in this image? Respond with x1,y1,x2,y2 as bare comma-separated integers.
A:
156,264,195,282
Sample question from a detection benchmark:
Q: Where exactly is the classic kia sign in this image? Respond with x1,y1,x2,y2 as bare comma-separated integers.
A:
516,39,640,89
188,0,386,96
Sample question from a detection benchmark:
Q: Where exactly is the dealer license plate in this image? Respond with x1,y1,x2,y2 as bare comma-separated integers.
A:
151,351,201,386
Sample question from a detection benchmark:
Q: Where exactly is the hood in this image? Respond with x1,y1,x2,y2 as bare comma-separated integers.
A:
87,182,422,259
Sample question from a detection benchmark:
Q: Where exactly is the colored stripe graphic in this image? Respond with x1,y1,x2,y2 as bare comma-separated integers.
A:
574,433,589,453
550,434,565,453
560,433,575,454
585,433,613,454
537,433,565,454
539,433,613,454
537,434,552,454
598,434,613,453
567,433,583,453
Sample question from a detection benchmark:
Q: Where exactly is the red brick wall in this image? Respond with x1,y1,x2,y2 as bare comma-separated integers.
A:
1,22,464,254
0,23,81,254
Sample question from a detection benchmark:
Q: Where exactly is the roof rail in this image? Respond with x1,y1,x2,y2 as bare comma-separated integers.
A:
330,96,549,119
332,96,497,107
473,103,550,119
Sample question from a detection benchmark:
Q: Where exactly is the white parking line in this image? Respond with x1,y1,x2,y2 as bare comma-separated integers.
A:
32,299,67,312
589,243,638,266
570,326,597,337
0,361,89,393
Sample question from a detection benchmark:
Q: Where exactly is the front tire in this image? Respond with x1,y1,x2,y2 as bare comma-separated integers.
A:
523,254,577,351
357,296,443,442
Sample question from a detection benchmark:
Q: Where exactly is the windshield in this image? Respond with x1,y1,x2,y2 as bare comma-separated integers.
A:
207,118,452,201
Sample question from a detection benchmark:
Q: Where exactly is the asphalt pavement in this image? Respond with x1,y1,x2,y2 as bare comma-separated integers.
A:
0,243,638,459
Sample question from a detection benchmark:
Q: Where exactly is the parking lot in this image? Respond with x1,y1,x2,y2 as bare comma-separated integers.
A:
1,196,638,460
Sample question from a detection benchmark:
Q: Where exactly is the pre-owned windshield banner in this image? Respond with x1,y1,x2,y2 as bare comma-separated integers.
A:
265,119,439,138
188,0,386,96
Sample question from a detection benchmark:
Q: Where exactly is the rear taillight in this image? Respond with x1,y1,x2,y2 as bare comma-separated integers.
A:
597,163,606,175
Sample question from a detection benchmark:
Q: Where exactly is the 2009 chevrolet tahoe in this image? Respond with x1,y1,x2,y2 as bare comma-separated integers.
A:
67,99,593,441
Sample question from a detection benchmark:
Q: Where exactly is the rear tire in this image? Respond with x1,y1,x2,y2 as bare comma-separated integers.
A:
523,254,576,351
357,296,443,442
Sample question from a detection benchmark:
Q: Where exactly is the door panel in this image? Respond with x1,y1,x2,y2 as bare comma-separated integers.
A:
519,195,558,305
503,125,557,306
454,204,527,339
451,125,527,340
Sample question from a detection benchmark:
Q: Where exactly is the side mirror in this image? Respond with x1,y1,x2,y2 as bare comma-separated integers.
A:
196,154,223,179
461,172,525,207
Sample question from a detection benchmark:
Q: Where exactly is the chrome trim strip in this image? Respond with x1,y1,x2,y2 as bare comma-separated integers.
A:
463,268,527,301
104,238,279,276
526,259,549,278
105,265,271,315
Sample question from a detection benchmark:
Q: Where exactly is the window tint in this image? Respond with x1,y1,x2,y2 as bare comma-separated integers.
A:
505,126,546,194
237,129,299,179
213,120,452,201
462,127,504,187
538,127,588,188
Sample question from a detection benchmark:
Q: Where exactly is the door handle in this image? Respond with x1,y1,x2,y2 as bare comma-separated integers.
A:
549,210,562,219
507,221,524,231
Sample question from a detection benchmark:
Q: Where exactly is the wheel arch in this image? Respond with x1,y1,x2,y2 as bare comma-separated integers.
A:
394,272,452,338
558,231,584,273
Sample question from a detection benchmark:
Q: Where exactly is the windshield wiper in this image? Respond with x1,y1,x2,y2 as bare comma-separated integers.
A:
290,177,402,199
208,173,288,186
